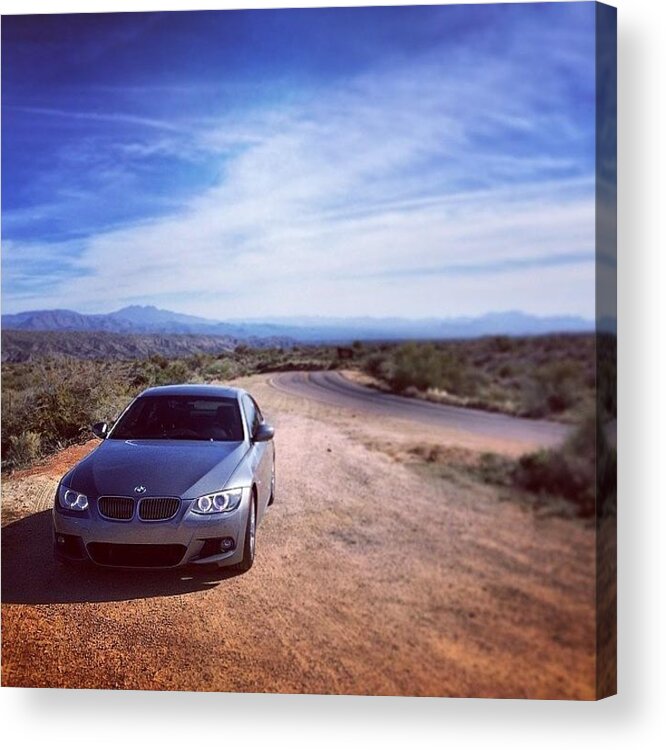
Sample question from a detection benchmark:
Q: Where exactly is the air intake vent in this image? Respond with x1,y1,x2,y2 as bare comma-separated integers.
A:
87,543,186,567
138,497,180,521
98,496,134,520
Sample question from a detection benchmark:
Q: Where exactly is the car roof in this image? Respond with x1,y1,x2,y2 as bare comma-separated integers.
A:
138,384,245,400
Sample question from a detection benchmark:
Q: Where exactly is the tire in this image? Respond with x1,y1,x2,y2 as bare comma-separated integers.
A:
233,493,256,573
267,459,276,506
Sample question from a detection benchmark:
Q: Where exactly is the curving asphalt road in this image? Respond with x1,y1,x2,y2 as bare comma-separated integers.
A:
269,370,570,449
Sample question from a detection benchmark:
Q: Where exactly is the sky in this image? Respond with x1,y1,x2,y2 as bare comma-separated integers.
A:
1,3,598,320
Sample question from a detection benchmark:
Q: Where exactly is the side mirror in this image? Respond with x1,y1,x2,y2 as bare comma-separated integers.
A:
92,421,109,439
253,423,275,443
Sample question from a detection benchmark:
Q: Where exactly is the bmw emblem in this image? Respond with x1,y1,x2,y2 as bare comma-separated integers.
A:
134,485,146,494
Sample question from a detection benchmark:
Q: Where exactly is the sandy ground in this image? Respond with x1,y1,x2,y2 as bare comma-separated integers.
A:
1,374,596,698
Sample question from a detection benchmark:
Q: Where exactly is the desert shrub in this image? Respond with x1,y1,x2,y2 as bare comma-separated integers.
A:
187,353,208,371
4,431,42,469
388,343,442,392
1,390,32,452
522,359,583,417
497,362,516,379
470,412,615,518
142,359,194,386
1,360,132,470
130,367,151,388
33,363,129,446
149,354,169,369
478,382,510,406
363,352,389,379
165,360,195,383
513,411,599,517
252,351,280,370
475,452,514,485
205,358,237,380
473,354,491,368
514,450,595,516
361,343,477,397
381,343,473,395
491,335,515,353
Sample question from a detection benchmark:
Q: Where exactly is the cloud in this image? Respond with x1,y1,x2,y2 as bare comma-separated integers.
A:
7,105,184,133
2,8,596,320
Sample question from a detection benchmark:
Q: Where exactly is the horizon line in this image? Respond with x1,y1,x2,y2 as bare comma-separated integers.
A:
0,305,596,324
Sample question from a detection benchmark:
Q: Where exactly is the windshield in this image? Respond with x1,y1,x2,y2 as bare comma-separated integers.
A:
109,395,244,441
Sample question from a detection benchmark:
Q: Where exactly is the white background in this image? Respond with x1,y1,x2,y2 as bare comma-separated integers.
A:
1,0,664,746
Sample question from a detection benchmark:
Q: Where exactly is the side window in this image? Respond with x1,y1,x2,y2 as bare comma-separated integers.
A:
242,395,260,437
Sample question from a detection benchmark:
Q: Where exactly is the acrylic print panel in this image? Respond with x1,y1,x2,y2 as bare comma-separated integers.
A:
0,2,616,699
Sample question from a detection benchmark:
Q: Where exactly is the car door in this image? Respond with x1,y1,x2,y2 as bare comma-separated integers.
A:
251,396,274,511
242,394,272,519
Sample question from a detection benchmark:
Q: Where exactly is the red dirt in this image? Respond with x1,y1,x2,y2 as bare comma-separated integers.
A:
1,375,595,697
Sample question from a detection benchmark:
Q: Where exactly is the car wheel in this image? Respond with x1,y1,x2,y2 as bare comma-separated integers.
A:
233,493,256,573
268,460,276,506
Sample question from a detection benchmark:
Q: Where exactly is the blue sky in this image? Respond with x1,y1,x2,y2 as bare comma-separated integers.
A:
2,3,597,319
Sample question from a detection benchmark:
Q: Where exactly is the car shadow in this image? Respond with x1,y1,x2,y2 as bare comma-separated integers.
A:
1,510,243,605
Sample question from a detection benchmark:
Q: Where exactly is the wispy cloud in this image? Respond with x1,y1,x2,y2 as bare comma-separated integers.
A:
7,105,184,133
345,252,594,280
2,4,596,320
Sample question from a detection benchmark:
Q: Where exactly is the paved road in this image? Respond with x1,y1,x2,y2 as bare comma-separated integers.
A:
270,370,570,449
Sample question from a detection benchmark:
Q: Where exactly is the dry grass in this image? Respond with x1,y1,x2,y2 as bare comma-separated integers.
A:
2,333,598,473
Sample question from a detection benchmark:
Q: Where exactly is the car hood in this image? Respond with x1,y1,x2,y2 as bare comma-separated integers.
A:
65,439,248,499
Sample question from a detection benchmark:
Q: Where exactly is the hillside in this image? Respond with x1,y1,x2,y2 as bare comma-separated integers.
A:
0,330,244,363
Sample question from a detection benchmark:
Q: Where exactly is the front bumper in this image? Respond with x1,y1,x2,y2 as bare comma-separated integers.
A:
52,489,251,569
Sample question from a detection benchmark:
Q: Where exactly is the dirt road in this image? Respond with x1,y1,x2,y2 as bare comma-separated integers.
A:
1,373,595,698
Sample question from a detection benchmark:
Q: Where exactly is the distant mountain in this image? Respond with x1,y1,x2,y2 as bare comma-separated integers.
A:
111,305,218,328
231,311,594,341
2,330,255,364
2,308,120,332
1,306,237,336
2,304,594,343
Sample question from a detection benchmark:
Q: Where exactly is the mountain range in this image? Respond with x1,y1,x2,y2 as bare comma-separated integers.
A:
1,305,594,342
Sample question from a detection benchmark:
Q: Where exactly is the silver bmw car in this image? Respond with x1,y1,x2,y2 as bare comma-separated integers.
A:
53,384,275,571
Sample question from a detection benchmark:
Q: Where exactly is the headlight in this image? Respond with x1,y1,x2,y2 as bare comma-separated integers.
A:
58,484,89,511
191,488,243,514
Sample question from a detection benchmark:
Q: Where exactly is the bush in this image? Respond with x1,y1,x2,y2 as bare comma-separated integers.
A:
34,364,130,446
205,359,237,380
160,360,193,384
522,359,582,417
149,354,169,369
389,343,444,392
368,343,473,396
1,360,132,471
4,431,41,469
363,352,389,379
475,452,514,485
491,336,514,353
513,411,603,517
497,363,516,379
187,353,208,371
